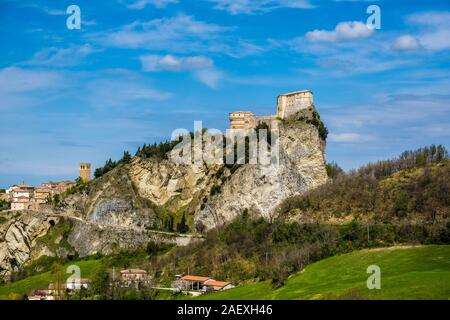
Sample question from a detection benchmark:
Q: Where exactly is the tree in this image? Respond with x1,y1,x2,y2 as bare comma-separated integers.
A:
121,151,132,164
177,213,189,234
51,263,65,300
90,264,111,299
325,162,344,179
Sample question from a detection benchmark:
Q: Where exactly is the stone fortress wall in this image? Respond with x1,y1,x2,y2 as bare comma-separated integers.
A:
229,90,314,130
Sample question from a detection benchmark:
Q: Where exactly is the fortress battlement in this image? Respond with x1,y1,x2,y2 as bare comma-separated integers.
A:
229,90,314,130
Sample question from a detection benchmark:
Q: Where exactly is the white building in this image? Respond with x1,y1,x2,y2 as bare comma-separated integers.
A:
66,279,91,291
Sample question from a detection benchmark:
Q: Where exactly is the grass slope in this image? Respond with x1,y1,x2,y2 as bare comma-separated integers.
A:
198,245,450,300
0,259,103,299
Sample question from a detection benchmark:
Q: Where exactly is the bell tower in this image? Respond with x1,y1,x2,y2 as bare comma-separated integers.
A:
79,163,91,182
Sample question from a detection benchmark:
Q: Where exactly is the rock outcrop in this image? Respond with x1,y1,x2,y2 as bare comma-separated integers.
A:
195,122,327,230
0,212,60,278
0,104,328,280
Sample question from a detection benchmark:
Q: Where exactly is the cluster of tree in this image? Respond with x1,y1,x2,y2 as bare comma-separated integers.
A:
154,209,449,288
94,151,132,178
135,140,181,160
357,144,448,179
94,138,184,179
161,213,189,234
279,162,449,223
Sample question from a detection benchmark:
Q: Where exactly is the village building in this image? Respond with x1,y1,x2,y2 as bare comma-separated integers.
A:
203,279,235,292
5,181,75,211
173,275,235,294
120,269,149,287
178,275,211,291
10,196,34,211
41,181,76,195
66,278,91,291
8,184,35,211
34,187,52,204
28,289,53,301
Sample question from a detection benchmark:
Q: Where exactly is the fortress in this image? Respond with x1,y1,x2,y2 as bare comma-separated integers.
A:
229,90,314,130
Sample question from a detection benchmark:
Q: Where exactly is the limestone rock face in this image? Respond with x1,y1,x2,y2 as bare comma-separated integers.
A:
0,213,59,279
128,158,223,214
195,123,327,230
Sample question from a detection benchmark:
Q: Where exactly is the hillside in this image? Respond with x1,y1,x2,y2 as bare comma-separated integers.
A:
195,245,450,300
0,145,448,299
0,259,103,299
146,153,449,288
0,119,328,280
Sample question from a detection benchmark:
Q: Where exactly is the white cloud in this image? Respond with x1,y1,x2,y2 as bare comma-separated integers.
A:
140,55,213,71
92,14,229,51
329,133,374,143
140,54,222,88
44,9,66,15
208,0,314,15
0,67,64,93
0,67,71,110
407,11,450,51
26,45,101,67
87,77,173,109
305,21,374,42
391,35,422,51
287,35,416,76
91,14,263,58
120,0,177,9
194,68,223,89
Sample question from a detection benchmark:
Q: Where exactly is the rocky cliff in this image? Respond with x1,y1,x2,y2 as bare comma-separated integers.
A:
0,114,327,280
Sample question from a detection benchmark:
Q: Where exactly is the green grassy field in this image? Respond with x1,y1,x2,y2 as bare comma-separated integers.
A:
1,245,448,300
0,259,103,299
197,245,450,300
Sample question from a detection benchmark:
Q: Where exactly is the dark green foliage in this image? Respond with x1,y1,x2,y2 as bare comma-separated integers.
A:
135,140,180,160
295,110,328,140
255,122,271,145
94,158,118,178
177,213,189,234
325,161,344,179
0,200,10,211
210,184,221,196
310,111,328,140
121,151,132,164
146,241,160,256
90,264,111,299
164,216,174,232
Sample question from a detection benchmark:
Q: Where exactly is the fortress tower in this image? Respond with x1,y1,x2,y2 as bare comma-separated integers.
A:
276,90,314,120
79,163,91,182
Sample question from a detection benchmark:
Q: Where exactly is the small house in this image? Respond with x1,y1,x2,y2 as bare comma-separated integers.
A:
120,269,149,287
203,280,235,292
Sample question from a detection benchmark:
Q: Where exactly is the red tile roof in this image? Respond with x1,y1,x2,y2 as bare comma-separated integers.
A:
204,280,231,287
180,275,210,282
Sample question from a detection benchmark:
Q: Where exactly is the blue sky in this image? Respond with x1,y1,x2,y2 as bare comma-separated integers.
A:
0,0,449,188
